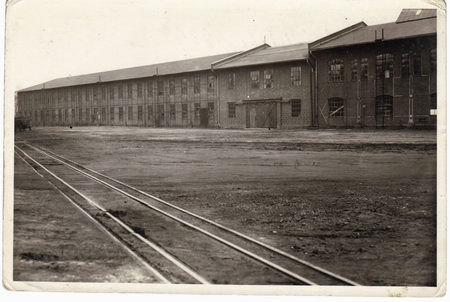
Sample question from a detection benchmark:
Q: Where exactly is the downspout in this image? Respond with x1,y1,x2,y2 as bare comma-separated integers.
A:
309,50,319,127
211,65,220,127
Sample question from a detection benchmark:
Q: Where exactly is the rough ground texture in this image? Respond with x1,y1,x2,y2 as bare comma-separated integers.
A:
12,127,437,286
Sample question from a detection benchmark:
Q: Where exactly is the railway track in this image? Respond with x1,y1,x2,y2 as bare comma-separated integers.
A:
14,138,361,286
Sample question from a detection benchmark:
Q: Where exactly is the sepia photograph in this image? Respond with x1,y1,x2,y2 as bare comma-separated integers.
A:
2,0,446,298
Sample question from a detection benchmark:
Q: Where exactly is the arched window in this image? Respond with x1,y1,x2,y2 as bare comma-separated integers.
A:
328,97,344,117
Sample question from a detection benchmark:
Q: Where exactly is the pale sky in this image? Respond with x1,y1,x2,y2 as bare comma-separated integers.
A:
4,0,442,100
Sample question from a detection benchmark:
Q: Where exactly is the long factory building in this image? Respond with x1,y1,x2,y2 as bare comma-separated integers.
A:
16,9,437,129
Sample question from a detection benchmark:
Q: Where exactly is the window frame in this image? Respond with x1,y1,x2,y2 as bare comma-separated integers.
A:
328,98,345,117
328,59,344,82
250,71,260,89
291,99,302,117
228,102,236,118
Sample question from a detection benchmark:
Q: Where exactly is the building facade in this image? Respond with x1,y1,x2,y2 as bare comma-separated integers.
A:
310,9,437,128
16,9,437,130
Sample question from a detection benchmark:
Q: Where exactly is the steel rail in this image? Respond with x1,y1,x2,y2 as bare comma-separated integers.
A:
23,142,318,285
15,149,171,284
24,141,361,285
14,146,210,285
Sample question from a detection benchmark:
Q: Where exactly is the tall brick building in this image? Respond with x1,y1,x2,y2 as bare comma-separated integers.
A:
16,9,437,129
309,9,437,128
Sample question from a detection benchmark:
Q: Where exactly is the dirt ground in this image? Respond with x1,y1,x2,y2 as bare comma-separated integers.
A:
12,127,437,286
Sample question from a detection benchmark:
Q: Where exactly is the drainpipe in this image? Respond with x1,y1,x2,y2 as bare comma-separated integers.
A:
211,66,220,127
309,50,319,127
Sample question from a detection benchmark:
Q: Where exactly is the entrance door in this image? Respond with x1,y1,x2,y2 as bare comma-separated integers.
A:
246,102,277,128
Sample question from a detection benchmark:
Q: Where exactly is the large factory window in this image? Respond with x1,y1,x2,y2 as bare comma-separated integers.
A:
158,81,164,96
251,71,260,89
148,105,153,120
413,52,421,76
170,104,175,119
110,107,115,121
351,59,358,81
118,85,123,98
328,98,344,117
128,84,133,98
328,59,344,82
228,74,235,90
401,53,410,77
291,99,301,117
182,104,188,119
138,106,143,121
137,83,143,98
207,76,214,92
361,58,368,80
264,70,273,88
194,77,200,94
169,80,175,95
376,54,393,79
228,103,236,118
291,67,301,85
181,78,188,94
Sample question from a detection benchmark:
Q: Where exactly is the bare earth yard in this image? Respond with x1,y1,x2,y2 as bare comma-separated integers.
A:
13,127,437,287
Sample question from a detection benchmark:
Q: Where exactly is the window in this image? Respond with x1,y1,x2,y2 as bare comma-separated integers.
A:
361,58,368,80
102,107,106,121
59,109,62,122
93,87,98,99
119,107,124,121
430,93,437,115
207,76,214,92
182,104,188,119
137,83,143,98
375,95,393,117
194,77,200,94
194,103,200,119
251,71,260,89
138,106,143,121
147,81,153,97
118,85,123,98
376,54,393,79
157,81,164,96
170,104,175,119
401,53,410,77
159,105,164,118
208,102,214,119
65,109,69,121
291,99,301,117
101,86,106,99
128,106,133,121
79,109,82,122
86,108,90,122
351,59,358,81
128,84,133,98
78,89,82,101
430,49,437,74
228,74,235,90
328,59,344,82
148,105,153,120
264,69,273,88
228,103,236,118
291,67,301,85
109,86,115,99
413,52,421,76
328,98,344,117
110,107,115,121
169,80,175,95
181,78,187,94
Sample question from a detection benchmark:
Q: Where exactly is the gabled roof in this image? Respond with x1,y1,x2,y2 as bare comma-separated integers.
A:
396,8,437,23
212,43,309,70
19,52,239,92
310,9,437,51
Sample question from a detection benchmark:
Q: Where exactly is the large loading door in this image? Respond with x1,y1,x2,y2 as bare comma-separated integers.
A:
246,102,277,128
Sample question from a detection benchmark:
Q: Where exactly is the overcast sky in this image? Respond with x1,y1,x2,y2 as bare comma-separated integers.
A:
4,0,442,100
